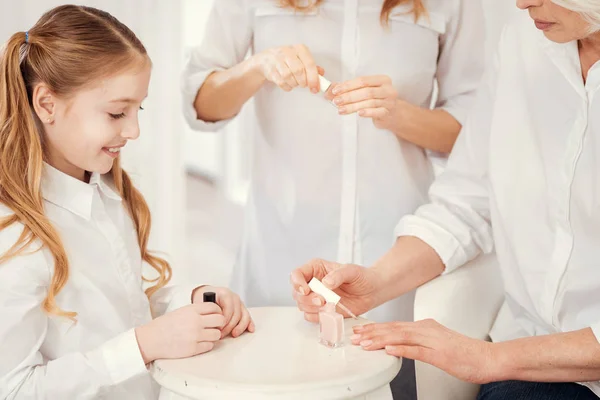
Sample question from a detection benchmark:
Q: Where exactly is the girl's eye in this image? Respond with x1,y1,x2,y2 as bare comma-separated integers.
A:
109,107,143,120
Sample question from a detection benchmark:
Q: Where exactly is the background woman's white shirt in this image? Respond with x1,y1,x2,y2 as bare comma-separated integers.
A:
182,0,485,324
395,12,600,396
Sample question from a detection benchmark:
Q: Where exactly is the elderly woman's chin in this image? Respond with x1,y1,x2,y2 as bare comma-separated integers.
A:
523,0,597,44
544,25,594,43
544,29,579,43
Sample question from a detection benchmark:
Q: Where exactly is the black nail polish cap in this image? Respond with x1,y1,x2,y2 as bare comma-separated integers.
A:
203,291,216,303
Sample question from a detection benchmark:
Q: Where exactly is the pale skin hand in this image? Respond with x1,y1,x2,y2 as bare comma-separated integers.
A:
331,75,398,122
195,51,459,151
351,319,495,384
352,321,600,385
289,259,384,323
135,302,225,364
192,286,255,339
194,44,325,122
252,44,325,93
330,75,462,153
290,237,445,323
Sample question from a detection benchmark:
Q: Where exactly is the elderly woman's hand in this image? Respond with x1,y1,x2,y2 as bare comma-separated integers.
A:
290,259,383,323
351,319,498,384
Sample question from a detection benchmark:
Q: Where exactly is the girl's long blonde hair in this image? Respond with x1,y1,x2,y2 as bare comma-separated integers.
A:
279,0,427,24
0,5,171,319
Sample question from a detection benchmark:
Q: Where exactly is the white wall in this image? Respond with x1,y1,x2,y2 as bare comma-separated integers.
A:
182,0,221,180
182,0,252,205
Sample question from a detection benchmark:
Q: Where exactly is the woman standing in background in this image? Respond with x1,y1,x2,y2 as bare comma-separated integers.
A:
183,1,484,396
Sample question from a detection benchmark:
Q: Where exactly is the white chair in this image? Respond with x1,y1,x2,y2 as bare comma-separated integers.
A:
413,253,504,400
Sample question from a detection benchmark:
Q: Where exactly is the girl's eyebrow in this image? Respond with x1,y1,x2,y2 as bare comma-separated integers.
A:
109,95,148,104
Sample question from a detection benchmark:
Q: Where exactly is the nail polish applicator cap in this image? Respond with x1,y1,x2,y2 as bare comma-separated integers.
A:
318,75,332,93
308,278,358,319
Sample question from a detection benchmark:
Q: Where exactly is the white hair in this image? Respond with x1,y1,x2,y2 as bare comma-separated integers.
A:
552,0,600,33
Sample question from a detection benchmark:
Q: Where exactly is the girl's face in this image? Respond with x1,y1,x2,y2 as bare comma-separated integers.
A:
35,61,151,181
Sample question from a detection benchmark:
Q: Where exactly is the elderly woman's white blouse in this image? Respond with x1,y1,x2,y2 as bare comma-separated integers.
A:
396,11,600,395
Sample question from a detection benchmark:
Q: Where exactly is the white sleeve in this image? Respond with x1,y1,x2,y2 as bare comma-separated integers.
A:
395,32,503,274
182,0,253,131
434,0,486,126
0,223,147,400
149,284,202,317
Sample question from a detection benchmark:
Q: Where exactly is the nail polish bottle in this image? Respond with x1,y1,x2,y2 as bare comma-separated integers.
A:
319,302,344,348
203,291,216,303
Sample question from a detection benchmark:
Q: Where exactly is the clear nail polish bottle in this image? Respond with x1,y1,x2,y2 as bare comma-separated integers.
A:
319,302,344,348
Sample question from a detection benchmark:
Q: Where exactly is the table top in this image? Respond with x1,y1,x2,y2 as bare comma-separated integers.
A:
151,307,401,400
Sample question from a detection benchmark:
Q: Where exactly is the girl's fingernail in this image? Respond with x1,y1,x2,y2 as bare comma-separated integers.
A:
333,87,341,95
312,298,322,306
360,340,373,347
354,325,365,332
350,334,361,341
333,98,342,105
338,107,346,114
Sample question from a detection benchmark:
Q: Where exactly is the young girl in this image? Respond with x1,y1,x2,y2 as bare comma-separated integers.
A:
0,5,254,399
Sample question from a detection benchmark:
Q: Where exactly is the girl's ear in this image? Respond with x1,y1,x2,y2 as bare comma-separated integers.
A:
32,83,56,124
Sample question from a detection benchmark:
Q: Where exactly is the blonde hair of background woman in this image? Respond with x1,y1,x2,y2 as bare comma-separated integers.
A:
280,0,427,24
0,5,171,320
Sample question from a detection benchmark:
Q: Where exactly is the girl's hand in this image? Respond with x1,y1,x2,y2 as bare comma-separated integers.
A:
193,286,255,338
135,303,225,363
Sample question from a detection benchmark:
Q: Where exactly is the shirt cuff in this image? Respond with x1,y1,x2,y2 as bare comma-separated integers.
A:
99,329,148,385
590,323,600,344
437,103,468,127
182,67,232,132
170,284,203,311
395,215,469,274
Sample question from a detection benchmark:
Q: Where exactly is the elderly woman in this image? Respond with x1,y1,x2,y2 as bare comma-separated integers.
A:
290,0,600,399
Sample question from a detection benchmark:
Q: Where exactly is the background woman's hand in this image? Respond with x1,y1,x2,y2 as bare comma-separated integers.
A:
252,44,325,93
332,75,403,130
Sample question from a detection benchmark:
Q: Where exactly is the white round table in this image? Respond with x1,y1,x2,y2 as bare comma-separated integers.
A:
152,307,401,400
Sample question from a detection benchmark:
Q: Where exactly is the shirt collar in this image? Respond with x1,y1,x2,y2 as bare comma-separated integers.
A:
540,33,587,99
41,163,122,220
89,170,123,202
